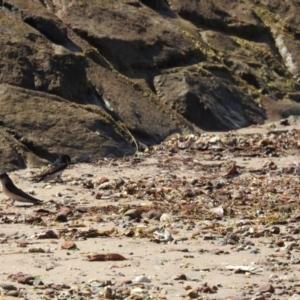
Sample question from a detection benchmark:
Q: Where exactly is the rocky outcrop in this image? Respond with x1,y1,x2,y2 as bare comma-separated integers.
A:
154,64,264,131
0,0,300,170
0,84,134,171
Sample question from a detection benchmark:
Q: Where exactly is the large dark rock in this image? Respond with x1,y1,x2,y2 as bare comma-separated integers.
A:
0,84,134,171
154,67,264,130
0,0,300,170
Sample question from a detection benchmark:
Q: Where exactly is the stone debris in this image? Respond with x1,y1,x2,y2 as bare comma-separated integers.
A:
1,125,300,298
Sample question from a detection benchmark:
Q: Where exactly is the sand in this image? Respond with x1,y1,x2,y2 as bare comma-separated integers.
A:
0,121,300,299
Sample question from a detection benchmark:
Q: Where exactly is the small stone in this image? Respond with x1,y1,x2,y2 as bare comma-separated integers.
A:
256,283,275,293
130,287,144,295
54,214,68,222
80,289,92,296
33,277,43,286
37,230,59,239
102,286,113,299
134,275,151,283
5,290,19,297
271,226,280,234
186,288,199,298
0,283,17,291
143,209,162,220
17,239,29,248
98,181,114,190
160,213,172,222
276,240,285,247
183,284,192,290
250,296,266,300
171,274,187,280
28,247,46,253
145,181,155,188
177,141,191,149
17,274,35,285
98,177,109,184
280,118,289,126
59,207,72,215
117,279,132,285
61,241,77,250
124,208,141,219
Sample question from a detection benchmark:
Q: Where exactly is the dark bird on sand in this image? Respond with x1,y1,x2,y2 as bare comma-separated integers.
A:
30,154,71,183
0,173,43,205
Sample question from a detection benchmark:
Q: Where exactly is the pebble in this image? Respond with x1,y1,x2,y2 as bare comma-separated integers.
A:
170,274,187,281
134,275,151,283
183,284,192,290
61,241,77,250
0,283,17,290
130,287,145,295
160,213,172,222
5,290,19,297
256,283,275,293
186,288,199,298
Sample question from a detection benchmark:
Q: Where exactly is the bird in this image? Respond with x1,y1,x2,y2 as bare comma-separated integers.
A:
0,173,43,205
30,154,71,183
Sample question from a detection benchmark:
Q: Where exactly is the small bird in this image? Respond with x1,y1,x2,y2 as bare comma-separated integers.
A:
0,173,43,205
30,154,71,183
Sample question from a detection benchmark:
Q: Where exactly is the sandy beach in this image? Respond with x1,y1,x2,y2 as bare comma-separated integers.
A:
0,121,300,299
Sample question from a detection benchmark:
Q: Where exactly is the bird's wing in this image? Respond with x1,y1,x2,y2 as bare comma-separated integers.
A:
5,181,43,203
30,163,67,178
52,158,63,167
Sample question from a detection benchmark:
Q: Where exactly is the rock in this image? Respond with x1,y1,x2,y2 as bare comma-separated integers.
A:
183,284,192,290
134,275,151,283
185,288,199,298
160,213,172,222
256,283,275,293
54,214,68,222
154,71,264,131
143,209,162,220
102,286,114,299
37,230,59,239
59,207,72,215
250,296,266,300
117,279,133,285
271,226,280,234
61,241,77,250
32,277,43,286
0,284,17,291
124,209,142,219
276,240,285,247
280,118,290,125
171,274,187,281
98,177,109,184
17,274,35,285
170,0,265,37
5,290,19,297
0,85,134,172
